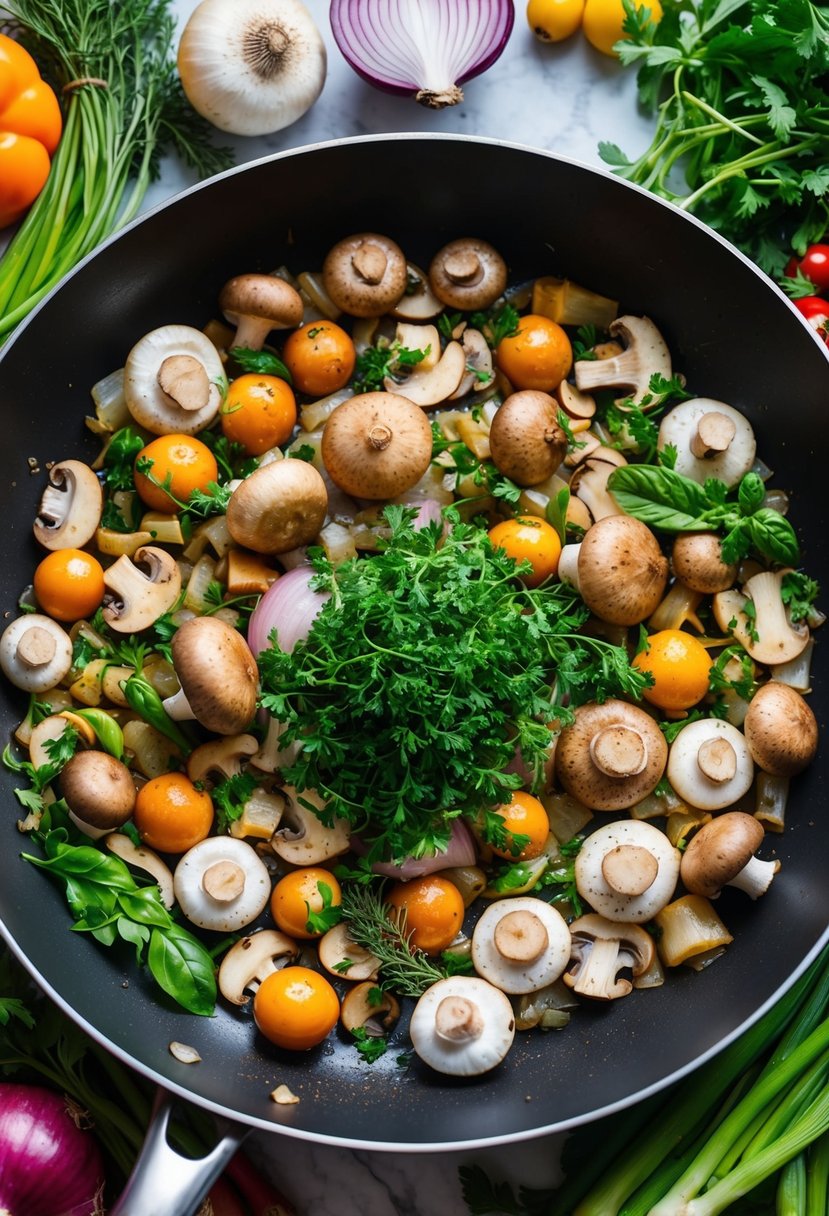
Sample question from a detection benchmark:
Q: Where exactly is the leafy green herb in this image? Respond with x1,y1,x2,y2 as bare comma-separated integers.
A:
121,674,192,755
781,570,821,622
305,880,343,935
229,346,292,384
103,427,146,492
438,312,464,339
571,324,602,361
351,1026,389,1064
469,303,521,348
602,0,829,273
290,444,317,462
259,508,648,862
133,456,233,521
352,342,429,394
211,771,260,833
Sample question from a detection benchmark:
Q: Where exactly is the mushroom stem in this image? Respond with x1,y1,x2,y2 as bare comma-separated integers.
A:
728,854,781,899
493,910,549,964
367,423,393,452
202,860,247,903
435,995,484,1043
17,625,57,668
568,933,627,1000
601,844,658,896
697,736,738,783
157,354,210,411
352,244,387,284
443,249,483,285
590,725,648,777
690,411,737,457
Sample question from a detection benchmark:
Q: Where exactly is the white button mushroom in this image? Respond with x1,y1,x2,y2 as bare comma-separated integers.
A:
33,460,103,551
409,975,515,1076
0,614,73,693
667,718,754,812
657,398,757,488
124,325,226,436
471,896,571,994
574,316,672,405
174,837,272,931
555,699,668,812
564,913,656,1000
680,811,779,900
574,819,680,923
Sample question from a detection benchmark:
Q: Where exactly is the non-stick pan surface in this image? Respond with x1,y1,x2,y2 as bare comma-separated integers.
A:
1,135,827,1150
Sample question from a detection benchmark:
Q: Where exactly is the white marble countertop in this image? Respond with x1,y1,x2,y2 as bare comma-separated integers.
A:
148,3,655,1213
136,4,656,1211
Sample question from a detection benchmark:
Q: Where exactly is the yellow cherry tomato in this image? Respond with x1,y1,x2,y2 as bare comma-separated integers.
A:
488,517,562,588
385,874,465,955
134,434,219,513
254,966,340,1050
33,548,105,622
582,0,663,56
632,628,713,712
282,321,356,397
527,0,586,42
496,315,573,392
490,790,551,860
133,772,214,854
270,867,342,939
220,373,297,456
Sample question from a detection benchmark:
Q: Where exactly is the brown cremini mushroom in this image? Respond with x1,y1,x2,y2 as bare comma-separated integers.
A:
556,699,668,811
322,233,408,317
564,914,655,1000
321,391,433,500
60,749,136,836
164,616,258,735
680,811,779,899
743,681,819,777
219,274,304,351
488,391,567,487
428,238,507,312
671,533,738,595
559,515,669,625
226,458,328,555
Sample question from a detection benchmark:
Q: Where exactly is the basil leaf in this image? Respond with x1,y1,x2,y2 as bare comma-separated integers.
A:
26,842,137,891
147,924,217,1017
607,464,711,530
118,888,173,929
116,917,151,963
744,509,801,566
738,472,766,516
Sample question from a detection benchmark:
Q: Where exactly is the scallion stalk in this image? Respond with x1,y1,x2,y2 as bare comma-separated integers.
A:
775,1153,806,1216
805,1129,829,1215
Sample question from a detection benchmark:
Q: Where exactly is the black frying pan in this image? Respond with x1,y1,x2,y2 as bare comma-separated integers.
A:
1,135,828,1162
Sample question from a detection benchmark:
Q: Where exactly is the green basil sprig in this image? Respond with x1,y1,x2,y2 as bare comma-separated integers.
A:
121,675,193,756
23,830,215,1016
607,466,800,567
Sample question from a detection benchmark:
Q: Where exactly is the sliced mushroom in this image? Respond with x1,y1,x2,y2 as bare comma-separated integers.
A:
124,325,226,435
322,233,408,317
658,399,756,488
218,274,304,350
102,545,182,633
106,833,175,909
60,749,136,837
680,811,779,899
556,379,596,421
0,614,73,693
226,459,328,555
471,897,571,994
448,328,494,400
556,700,668,812
569,456,628,522
743,681,818,777
383,340,466,408
574,819,680,922
574,316,672,405
560,515,669,625
340,982,400,1034
713,571,810,667
163,617,258,736
667,718,754,811
317,922,381,981
272,786,351,864
174,837,272,931
428,239,508,312
564,914,655,1000
217,929,300,1006
186,733,260,784
409,975,515,1076
33,460,103,551
390,263,444,321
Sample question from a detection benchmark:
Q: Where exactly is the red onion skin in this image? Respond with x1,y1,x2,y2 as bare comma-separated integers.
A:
358,817,478,879
0,1083,104,1216
247,566,330,657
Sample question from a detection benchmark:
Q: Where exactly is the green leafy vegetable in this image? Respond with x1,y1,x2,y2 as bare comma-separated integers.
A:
229,346,292,384
304,880,343,935
352,341,429,394
351,1026,389,1064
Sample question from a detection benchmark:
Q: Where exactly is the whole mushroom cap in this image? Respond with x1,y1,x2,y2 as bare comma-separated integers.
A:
226,459,328,555
667,717,754,812
428,238,508,312
577,515,669,625
218,274,304,350
61,750,136,830
409,975,515,1077
680,811,765,898
575,819,680,922
743,681,819,777
321,391,433,500
671,532,738,595
171,616,258,735
471,896,571,994
488,390,567,487
556,699,668,811
322,233,408,318
0,613,73,693
174,836,271,931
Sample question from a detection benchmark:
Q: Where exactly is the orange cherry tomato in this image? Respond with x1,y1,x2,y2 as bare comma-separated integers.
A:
33,548,105,622
270,867,343,939
488,517,562,587
385,874,465,955
134,434,219,513
490,790,551,860
582,0,663,56
0,34,62,229
281,321,356,396
133,772,214,854
632,628,713,712
495,314,573,392
220,373,297,456
253,965,340,1050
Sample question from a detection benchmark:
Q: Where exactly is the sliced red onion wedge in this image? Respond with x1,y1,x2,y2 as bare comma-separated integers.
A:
247,566,331,657
355,817,478,878
330,0,515,108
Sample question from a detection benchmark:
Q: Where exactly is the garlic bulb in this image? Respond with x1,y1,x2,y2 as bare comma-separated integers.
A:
177,0,327,136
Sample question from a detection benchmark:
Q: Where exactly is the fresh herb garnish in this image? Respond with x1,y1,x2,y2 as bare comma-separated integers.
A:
351,1026,389,1064
352,342,429,394
229,346,293,384
304,880,343,936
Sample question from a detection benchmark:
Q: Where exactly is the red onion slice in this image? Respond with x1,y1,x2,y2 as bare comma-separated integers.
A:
330,0,515,108
247,566,331,657
355,817,478,878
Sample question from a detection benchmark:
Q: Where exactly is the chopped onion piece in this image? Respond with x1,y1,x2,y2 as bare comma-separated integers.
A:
169,1042,201,1064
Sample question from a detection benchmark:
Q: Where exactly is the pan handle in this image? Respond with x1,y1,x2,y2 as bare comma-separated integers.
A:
110,1089,249,1216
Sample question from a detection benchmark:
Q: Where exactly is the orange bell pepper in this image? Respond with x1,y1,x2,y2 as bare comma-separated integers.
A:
0,34,62,229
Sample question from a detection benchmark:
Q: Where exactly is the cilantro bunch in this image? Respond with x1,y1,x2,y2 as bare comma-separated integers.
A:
259,508,649,864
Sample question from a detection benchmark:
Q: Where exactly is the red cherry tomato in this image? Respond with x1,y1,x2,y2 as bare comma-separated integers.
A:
793,296,829,336
798,244,829,293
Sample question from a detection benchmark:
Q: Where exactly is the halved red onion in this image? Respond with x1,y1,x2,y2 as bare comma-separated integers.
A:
247,566,331,657
330,0,515,108
360,817,478,879
411,498,444,531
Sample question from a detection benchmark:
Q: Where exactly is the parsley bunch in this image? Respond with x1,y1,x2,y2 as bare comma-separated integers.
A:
603,0,829,273
259,508,648,864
